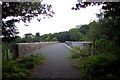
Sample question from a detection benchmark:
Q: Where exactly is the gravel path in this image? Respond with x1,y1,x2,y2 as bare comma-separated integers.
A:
29,43,81,78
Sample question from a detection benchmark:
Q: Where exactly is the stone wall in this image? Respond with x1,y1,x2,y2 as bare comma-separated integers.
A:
14,41,58,58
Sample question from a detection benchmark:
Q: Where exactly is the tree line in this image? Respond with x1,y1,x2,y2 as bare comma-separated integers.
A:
15,24,90,43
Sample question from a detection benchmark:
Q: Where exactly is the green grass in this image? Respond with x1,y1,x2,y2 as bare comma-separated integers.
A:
2,54,44,79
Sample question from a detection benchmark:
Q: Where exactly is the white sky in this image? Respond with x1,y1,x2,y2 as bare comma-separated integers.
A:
15,0,102,37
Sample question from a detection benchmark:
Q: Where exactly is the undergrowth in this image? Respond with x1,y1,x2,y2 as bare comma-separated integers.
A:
69,46,120,80
2,54,44,79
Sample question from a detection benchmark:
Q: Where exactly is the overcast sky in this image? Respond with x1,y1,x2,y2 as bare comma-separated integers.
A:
15,0,102,37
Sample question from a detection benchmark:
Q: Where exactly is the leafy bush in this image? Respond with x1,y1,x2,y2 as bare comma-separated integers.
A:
73,53,120,79
2,54,44,78
70,52,81,59
71,46,81,54
69,46,120,79
70,46,90,59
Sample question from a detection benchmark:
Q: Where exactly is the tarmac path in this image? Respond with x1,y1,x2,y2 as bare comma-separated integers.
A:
29,43,81,78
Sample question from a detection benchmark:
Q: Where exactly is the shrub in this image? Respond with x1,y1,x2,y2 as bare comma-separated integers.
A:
70,53,81,59
2,54,44,78
73,53,120,79
70,46,90,59
71,46,81,54
2,60,30,78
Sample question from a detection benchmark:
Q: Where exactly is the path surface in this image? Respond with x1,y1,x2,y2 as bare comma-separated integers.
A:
30,43,81,78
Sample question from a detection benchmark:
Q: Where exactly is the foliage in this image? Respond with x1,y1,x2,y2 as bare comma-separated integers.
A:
35,33,57,42
2,2,120,79
2,36,25,62
71,46,81,54
2,1,54,42
24,33,34,38
70,46,90,59
35,32,40,37
2,42,13,61
70,46,81,59
69,2,120,79
69,15,120,79
2,54,44,78
39,25,89,42
69,46,120,79
51,37,58,41
85,21,100,41
69,28,82,41
76,25,89,36
72,53,120,79
10,23,90,43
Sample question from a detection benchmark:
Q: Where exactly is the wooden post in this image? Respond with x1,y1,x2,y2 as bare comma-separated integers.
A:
14,44,19,59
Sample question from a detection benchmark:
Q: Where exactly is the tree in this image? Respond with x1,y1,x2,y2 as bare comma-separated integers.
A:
85,21,100,41
22,33,34,43
72,1,120,18
69,28,82,41
76,25,89,35
71,2,120,79
35,32,40,37
33,32,40,42
24,33,33,38
2,1,54,42
40,34,48,41
58,31,70,42
72,1,120,47
51,37,58,41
